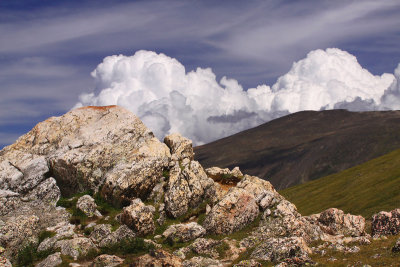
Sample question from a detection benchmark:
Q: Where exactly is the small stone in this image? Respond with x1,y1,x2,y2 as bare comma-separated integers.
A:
392,238,400,253
76,195,102,218
92,254,124,267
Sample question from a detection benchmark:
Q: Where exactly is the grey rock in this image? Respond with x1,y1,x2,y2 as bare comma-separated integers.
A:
92,254,124,267
76,195,102,218
55,237,97,260
203,188,259,234
392,238,400,253
120,198,155,236
35,252,62,267
163,222,206,243
251,237,312,263
183,256,223,267
98,225,136,248
90,224,112,244
164,133,194,161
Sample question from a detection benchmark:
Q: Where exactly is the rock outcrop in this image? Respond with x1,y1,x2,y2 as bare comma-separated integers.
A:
0,105,397,266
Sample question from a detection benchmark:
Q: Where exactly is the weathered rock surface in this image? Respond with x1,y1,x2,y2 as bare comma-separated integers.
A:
55,237,97,260
183,256,223,267
92,254,124,267
164,133,194,161
233,259,262,267
206,166,243,184
89,224,112,244
120,198,155,236
165,161,216,218
77,195,102,217
131,249,182,267
98,225,136,248
163,222,206,243
2,105,170,203
371,209,400,237
250,237,312,264
35,252,62,267
203,187,259,234
315,208,365,237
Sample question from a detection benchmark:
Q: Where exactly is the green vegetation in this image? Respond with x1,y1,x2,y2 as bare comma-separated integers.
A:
280,148,400,218
15,242,55,267
38,230,56,243
310,235,400,266
100,237,154,255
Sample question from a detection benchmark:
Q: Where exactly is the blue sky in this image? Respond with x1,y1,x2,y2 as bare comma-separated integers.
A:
1,0,400,148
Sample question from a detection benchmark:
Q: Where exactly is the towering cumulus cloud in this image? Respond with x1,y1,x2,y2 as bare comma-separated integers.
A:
75,48,398,145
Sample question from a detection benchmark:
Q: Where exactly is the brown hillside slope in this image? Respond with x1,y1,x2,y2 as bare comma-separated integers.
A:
194,109,400,190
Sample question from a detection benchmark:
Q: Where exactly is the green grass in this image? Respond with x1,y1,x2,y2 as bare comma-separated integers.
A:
280,148,400,218
310,234,400,266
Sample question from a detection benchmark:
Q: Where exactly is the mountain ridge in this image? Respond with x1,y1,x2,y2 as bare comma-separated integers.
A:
194,109,400,189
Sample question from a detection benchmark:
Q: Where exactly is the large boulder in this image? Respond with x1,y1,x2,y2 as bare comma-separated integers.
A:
203,187,259,234
163,222,206,243
2,106,170,203
371,209,400,237
165,161,216,218
120,198,155,236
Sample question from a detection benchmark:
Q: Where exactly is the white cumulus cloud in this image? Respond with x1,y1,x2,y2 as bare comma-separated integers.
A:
74,48,398,145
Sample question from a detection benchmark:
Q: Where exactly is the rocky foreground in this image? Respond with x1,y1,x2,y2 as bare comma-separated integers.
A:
0,105,399,266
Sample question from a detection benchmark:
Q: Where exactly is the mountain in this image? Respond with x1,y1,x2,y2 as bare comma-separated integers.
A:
280,147,400,218
194,109,400,190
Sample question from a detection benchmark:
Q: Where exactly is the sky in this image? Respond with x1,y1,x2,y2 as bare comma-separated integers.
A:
1,0,400,148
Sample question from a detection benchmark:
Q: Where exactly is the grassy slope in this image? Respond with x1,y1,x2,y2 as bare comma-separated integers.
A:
280,148,400,218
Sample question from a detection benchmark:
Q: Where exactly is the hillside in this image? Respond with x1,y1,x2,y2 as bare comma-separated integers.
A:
280,148,400,218
194,109,400,189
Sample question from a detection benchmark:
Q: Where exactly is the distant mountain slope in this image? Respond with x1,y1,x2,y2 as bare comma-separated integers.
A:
280,148,400,218
194,109,400,189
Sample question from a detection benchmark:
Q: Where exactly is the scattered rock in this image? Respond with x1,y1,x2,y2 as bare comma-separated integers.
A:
233,259,262,267
120,198,155,236
131,249,182,267
250,237,312,263
55,237,97,260
203,187,259,234
98,225,136,248
163,222,206,243
92,254,124,267
183,256,223,267
89,224,112,244
392,238,400,253
76,195,102,218
371,209,400,236
35,252,62,267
